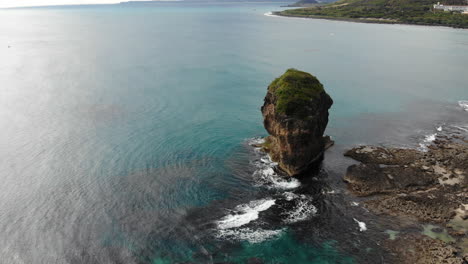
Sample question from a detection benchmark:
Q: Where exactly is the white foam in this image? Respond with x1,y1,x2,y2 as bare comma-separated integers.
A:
263,167,275,176
419,132,437,152
248,137,265,146
264,11,274,17
269,176,301,189
247,138,301,190
458,100,468,112
424,133,437,143
283,191,299,201
217,199,276,229
437,126,443,132
453,125,468,133
259,155,277,166
283,195,317,224
252,154,301,190
217,227,284,243
353,218,367,232
351,202,359,206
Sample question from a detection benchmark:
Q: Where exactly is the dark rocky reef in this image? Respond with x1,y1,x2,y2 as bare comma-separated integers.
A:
261,69,333,176
344,134,468,263
384,233,466,264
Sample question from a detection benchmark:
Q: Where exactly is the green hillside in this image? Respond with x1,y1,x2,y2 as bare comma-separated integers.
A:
277,0,468,28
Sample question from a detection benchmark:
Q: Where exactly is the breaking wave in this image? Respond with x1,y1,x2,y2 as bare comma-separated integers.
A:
249,137,266,146
215,198,282,243
353,218,367,232
217,199,276,229
282,193,317,224
253,166,301,190
418,126,440,152
215,138,317,243
247,138,301,190
458,100,468,112
453,125,468,133
216,227,284,243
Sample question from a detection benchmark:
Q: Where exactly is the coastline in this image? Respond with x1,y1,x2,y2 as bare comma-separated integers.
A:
253,68,467,263
343,129,468,263
249,103,468,263
267,11,468,30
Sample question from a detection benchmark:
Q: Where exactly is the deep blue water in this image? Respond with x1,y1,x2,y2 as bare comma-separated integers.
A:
0,2,467,263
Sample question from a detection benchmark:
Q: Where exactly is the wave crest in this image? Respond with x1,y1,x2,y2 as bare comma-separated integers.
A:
282,193,317,224
217,199,276,229
458,100,468,112
216,227,284,243
252,154,301,190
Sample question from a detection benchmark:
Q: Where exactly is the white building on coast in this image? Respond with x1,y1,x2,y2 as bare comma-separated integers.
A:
433,2,468,13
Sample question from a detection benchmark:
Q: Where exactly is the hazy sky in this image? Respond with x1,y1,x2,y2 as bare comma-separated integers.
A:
0,0,147,8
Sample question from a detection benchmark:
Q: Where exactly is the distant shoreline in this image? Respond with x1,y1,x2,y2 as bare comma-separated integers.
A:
269,11,468,30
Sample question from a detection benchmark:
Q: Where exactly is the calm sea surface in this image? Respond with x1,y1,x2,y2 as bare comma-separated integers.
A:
0,2,467,263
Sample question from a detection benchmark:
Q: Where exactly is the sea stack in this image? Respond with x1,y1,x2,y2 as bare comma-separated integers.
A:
261,69,333,176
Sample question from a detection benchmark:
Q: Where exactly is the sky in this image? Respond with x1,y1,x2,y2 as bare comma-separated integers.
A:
0,0,148,8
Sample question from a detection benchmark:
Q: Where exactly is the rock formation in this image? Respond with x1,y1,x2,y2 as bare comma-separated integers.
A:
344,133,468,263
261,69,333,176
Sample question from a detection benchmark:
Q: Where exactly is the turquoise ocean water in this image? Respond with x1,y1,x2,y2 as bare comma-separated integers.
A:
0,2,467,263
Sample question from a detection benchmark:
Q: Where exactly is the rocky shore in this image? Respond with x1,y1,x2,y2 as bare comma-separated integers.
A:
344,133,468,263
256,69,467,263
272,12,401,25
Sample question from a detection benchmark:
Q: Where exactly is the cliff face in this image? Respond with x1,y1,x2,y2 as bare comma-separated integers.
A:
261,69,333,176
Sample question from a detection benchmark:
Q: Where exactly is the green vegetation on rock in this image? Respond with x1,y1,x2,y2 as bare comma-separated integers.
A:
269,69,324,118
277,0,468,28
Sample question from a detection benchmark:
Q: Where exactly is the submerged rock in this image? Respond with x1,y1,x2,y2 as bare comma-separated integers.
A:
261,69,333,176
